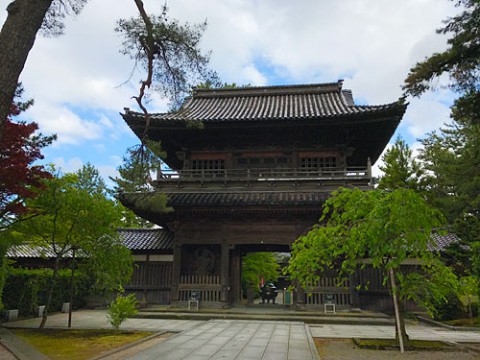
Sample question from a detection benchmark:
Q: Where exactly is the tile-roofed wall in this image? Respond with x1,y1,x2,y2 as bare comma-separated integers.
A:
7,228,174,258
117,228,174,251
428,232,461,252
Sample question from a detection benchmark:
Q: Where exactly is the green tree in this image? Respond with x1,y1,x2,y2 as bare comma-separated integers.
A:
6,170,131,328
403,0,480,293
75,162,107,196
403,0,480,121
241,252,279,303
287,188,457,351
110,146,171,228
377,137,424,191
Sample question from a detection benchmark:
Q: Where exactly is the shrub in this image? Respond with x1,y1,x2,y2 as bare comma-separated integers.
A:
2,268,91,315
107,293,138,330
434,292,465,321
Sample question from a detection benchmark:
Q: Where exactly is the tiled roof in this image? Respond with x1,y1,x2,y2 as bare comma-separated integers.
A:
117,228,173,251
7,245,58,258
168,191,331,207
428,232,461,252
7,228,174,258
123,81,406,123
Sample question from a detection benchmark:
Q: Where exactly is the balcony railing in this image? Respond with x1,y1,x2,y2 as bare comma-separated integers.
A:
155,166,371,188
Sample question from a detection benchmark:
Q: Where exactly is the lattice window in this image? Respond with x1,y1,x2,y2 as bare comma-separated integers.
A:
300,156,337,170
191,159,225,171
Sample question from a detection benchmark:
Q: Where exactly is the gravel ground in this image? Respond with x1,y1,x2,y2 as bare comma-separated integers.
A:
315,339,480,360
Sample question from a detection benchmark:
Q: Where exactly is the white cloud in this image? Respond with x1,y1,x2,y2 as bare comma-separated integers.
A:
1,0,461,179
54,157,84,173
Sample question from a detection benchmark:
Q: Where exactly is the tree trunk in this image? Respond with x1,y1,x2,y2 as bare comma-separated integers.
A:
0,0,53,141
39,256,60,329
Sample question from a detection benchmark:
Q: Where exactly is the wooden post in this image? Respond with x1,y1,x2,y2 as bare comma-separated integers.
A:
220,240,230,303
171,244,182,302
230,250,241,305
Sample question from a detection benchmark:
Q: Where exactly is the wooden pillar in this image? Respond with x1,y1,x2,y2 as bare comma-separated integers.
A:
350,271,360,307
171,244,182,302
230,250,241,305
220,240,230,304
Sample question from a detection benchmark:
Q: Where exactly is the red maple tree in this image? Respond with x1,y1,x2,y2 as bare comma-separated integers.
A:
0,103,55,228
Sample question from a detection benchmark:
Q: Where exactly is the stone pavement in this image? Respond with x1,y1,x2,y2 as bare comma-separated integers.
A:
122,320,318,360
2,310,480,359
309,323,480,343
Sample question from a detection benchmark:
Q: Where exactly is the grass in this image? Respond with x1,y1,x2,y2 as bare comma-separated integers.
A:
12,328,156,360
444,318,480,327
352,338,457,351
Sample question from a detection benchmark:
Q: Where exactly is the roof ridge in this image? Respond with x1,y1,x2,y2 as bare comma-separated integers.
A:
192,81,344,98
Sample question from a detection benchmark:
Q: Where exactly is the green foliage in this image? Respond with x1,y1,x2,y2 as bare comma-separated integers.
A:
107,293,139,330
403,0,480,121
111,145,172,228
242,252,279,289
377,136,424,191
5,169,131,326
402,0,480,280
288,187,453,310
397,261,458,318
83,238,134,295
74,163,107,196
3,268,90,315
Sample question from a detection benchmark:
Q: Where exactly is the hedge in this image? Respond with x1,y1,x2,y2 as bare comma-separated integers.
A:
2,268,92,315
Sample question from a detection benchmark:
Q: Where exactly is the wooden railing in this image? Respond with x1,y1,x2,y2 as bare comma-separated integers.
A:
304,277,352,306
156,166,371,185
178,274,222,303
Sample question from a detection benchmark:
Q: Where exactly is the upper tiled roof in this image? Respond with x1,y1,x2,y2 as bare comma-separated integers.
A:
123,81,406,123
7,228,174,258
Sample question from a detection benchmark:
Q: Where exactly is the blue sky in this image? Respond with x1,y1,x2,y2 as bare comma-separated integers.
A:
1,0,459,186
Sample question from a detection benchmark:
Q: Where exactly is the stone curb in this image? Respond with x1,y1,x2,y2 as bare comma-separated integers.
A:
416,315,480,332
0,326,49,360
89,330,169,360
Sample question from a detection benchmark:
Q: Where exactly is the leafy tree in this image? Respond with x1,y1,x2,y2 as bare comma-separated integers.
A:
110,146,170,228
403,0,480,294
0,93,54,309
0,0,88,141
74,162,107,196
242,252,279,303
403,0,480,121
6,170,131,328
287,188,457,350
0,87,55,229
377,137,424,191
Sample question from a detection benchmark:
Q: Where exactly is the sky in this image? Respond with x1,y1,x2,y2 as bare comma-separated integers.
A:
1,0,459,184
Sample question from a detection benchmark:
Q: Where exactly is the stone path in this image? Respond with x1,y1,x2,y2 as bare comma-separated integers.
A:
122,320,318,360
309,323,480,343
